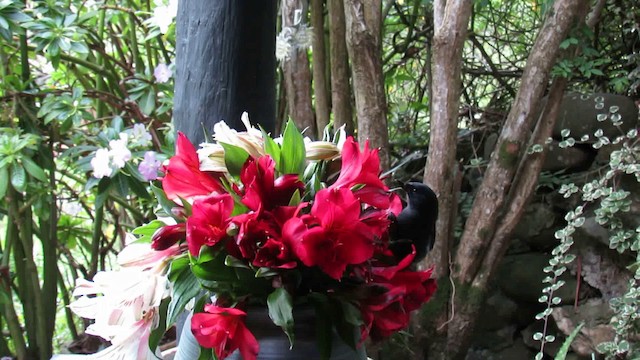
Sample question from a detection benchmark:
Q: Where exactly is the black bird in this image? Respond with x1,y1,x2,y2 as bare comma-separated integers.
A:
388,182,438,263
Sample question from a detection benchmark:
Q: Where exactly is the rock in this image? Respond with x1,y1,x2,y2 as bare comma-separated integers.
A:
524,226,560,251
493,338,537,360
567,242,631,300
542,141,595,172
551,299,615,357
593,141,623,166
575,216,610,247
513,202,557,240
476,292,520,331
471,324,517,351
553,93,638,140
466,338,535,360
497,253,578,304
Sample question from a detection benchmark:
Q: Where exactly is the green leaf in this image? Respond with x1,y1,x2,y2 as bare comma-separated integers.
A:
111,116,124,133
340,300,363,327
166,261,201,327
197,348,213,360
261,126,281,170
168,257,190,282
280,120,306,176
140,90,156,115
132,220,166,243
10,163,26,192
0,166,8,200
95,177,111,209
267,288,295,347
224,255,250,269
554,323,584,360
255,267,280,278
21,157,47,182
559,37,579,49
219,142,249,178
148,298,170,352
288,189,301,207
151,183,178,218
309,293,333,360
114,173,129,197
332,299,361,349
191,248,238,282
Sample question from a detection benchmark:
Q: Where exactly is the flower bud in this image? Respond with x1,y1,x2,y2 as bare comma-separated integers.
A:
151,223,186,251
305,141,340,160
171,207,187,219
226,222,239,236
197,143,227,172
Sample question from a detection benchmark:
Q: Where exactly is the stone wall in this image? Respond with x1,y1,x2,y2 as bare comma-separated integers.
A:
465,93,639,359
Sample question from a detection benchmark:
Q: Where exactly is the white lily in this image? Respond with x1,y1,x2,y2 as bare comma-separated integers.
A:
68,264,170,359
197,142,227,173
213,114,265,159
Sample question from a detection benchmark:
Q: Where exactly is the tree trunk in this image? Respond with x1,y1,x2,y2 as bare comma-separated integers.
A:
421,0,473,278
174,1,277,144
282,0,317,139
420,1,588,359
343,0,389,170
328,0,353,135
311,0,330,136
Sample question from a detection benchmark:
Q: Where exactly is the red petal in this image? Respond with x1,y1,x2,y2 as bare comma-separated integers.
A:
236,321,260,360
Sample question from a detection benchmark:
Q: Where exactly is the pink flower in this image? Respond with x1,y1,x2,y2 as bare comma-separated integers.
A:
162,132,224,201
138,151,162,181
153,63,172,83
191,305,259,360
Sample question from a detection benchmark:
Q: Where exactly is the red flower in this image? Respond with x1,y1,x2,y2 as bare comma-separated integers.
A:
191,305,259,360
151,223,185,251
331,137,385,190
186,193,235,256
233,211,297,269
360,252,437,341
240,156,305,211
283,188,377,280
331,137,401,215
162,132,224,200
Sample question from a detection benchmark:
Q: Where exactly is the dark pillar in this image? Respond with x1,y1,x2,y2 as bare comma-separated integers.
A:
174,1,277,144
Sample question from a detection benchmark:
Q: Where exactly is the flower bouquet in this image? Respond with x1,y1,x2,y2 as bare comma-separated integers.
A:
69,116,437,360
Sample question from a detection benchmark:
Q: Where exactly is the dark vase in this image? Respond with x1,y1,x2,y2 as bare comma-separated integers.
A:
175,307,367,360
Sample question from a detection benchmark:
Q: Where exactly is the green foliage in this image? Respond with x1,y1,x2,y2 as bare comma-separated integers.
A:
280,119,307,176
268,288,295,346
536,119,640,359
0,0,177,356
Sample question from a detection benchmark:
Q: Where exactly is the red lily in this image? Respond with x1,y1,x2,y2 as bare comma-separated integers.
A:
283,187,377,280
191,305,259,360
151,223,185,251
240,156,305,211
331,137,401,215
232,211,297,269
186,193,235,256
331,137,385,190
162,132,224,200
360,251,437,341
